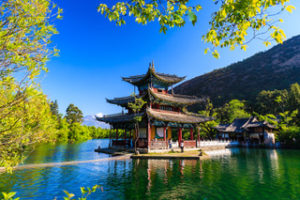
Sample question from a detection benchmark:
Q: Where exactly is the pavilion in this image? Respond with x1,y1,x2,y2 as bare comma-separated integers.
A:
96,62,212,153
214,116,276,145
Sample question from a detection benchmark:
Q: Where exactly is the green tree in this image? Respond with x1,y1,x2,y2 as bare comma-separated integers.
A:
98,0,294,57
56,118,70,142
197,99,218,139
256,89,288,114
216,99,250,123
128,94,146,153
68,123,91,142
65,104,83,124
50,100,61,121
0,0,61,169
288,83,300,111
0,80,58,169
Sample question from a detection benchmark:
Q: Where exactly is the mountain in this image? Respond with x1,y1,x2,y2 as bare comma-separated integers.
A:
82,115,110,129
175,35,300,110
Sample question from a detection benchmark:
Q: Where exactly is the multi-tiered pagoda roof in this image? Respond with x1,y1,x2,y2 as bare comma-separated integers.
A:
97,63,211,129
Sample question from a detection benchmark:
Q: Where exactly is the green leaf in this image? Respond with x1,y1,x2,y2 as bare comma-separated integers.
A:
263,41,271,47
195,5,202,11
212,50,220,59
285,5,296,13
241,45,247,51
188,11,197,26
204,48,209,54
80,187,87,195
63,190,75,199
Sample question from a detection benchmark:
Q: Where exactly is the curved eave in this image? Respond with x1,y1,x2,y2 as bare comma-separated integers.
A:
96,113,145,124
106,94,146,108
148,88,205,106
122,67,185,86
146,108,212,124
106,97,134,107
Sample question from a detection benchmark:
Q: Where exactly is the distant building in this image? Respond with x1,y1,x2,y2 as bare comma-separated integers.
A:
96,62,212,152
215,117,276,145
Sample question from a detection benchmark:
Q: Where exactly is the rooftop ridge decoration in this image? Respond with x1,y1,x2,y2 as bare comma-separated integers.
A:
122,63,185,86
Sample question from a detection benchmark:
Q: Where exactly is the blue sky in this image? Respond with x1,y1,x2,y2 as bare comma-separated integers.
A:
41,0,300,116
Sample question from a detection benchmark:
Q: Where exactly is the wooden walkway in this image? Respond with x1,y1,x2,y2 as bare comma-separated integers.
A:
0,154,131,172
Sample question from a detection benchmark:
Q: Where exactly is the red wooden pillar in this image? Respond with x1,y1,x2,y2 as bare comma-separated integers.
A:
164,127,167,149
190,128,194,140
178,127,182,147
148,120,151,150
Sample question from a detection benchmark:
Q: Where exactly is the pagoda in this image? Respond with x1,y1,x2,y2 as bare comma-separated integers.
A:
97,62,212,153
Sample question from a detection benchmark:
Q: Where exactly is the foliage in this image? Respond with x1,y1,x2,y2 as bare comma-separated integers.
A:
50,100,61,122
288,83,300,111
0,0,61,80
55,118,70,142
98,0,294,57
65,104,83,124
128,94,146,152
198,84,300,146
1,192,19,200
1,185,101,200
68,123,92,142
128,95,146,122
215,99,250,123
0,0,61,169
0,78,58,169
63,185,101,200
197,98,219,139
199,121,219,139
255,89,289,114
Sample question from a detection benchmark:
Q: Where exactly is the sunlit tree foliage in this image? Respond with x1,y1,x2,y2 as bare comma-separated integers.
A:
98,0,295,58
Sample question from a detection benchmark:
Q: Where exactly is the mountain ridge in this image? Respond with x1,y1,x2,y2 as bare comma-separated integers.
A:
174,35,300,110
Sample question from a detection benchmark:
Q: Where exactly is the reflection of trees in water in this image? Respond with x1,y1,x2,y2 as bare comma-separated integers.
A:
24,142,81,164
0,143,82,199
102,159,202,199
0,166,68,199
101,150,293,199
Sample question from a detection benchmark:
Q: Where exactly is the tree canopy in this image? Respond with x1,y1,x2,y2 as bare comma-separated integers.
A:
98,0,295,58
65,104,84,124
0,0,61,169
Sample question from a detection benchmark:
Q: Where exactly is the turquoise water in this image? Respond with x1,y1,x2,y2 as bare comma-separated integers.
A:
1,139,300,200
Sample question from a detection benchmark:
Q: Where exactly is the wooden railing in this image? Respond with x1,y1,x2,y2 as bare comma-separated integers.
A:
184,140,197,148
151,140,168,150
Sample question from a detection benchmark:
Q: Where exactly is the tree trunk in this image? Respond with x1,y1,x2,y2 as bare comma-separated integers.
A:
134,123,139,153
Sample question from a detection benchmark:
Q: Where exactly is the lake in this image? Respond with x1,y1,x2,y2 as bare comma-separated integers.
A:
1,139,300,200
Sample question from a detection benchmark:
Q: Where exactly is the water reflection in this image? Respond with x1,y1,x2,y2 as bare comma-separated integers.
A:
1,141,300,200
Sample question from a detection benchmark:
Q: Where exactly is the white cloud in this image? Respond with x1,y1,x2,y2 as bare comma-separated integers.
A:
96,112,103,118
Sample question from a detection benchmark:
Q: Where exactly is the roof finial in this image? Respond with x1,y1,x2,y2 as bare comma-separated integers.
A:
152,60,155,70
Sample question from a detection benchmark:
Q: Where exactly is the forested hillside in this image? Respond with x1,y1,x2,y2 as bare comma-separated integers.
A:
175,35,300,109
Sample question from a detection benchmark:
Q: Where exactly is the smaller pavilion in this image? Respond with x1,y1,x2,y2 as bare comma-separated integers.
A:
97,62,212,152
215,116,276,145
